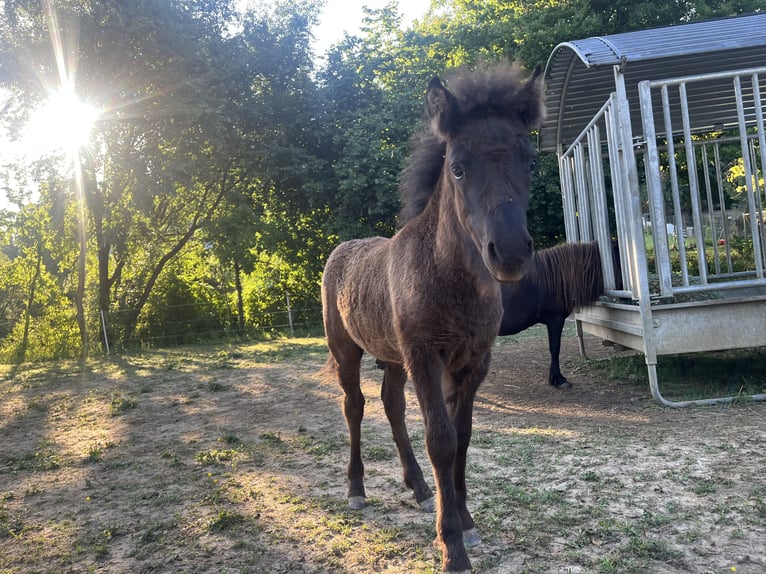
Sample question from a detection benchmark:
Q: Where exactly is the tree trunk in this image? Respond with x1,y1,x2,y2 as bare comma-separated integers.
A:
120,173,231,344
75,218,88,363
121,223,199,344
233,260,245,334
18,251,42,362
93,193,111,352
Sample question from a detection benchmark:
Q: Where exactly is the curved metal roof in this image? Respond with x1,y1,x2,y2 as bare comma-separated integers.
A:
539,12,766,152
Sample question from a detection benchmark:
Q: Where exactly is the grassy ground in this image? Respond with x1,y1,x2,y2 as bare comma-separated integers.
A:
1,333,764,573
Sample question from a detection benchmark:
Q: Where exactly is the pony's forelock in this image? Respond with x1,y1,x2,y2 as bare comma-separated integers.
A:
444,62,545,130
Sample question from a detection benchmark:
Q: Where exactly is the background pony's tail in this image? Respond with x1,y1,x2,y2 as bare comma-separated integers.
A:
318,353,339,384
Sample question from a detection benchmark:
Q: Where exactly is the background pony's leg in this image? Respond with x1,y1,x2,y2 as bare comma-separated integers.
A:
409,357,471,573
546,315,572,388
328,340,366,509
380,362,434,511
447,354,490,547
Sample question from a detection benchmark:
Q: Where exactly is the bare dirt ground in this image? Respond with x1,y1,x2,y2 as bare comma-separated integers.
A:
1,329,764,574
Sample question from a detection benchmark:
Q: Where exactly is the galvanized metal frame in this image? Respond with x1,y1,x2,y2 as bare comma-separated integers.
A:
558,63,766,407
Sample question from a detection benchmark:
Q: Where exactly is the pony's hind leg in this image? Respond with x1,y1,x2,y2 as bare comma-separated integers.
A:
328,343,367,509
380,362,434,511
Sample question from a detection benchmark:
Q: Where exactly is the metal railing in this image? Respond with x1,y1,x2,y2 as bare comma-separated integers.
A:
557,64,766,407
639,66,766,299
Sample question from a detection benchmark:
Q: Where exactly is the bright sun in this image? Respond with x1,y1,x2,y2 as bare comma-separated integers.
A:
22,85,100,158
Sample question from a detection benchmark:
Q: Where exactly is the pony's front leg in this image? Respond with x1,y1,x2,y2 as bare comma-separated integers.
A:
546,316,572,388
448,354,492,548
380,362,434,511
410,359,472,574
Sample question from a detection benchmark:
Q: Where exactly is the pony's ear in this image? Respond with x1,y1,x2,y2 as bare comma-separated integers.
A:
512,65,545,129
426,76,461,139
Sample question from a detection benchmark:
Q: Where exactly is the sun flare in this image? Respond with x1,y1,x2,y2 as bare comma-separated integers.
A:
22,85,100,158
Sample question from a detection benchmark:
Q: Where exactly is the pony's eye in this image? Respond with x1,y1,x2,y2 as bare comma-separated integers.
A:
529,158,538,172
451,163,465,180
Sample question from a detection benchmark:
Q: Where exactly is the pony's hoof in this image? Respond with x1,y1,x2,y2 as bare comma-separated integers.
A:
463,528,481,547
446,570,472,574
348,496,366,510
551,378,573,389
418,496,435,513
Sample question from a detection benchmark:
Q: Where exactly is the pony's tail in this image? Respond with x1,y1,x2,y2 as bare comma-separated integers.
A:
319,353,339,384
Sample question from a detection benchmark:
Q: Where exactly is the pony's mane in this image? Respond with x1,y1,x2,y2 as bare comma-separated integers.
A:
398,63,541,226
397,131,446,226
526,242,604,313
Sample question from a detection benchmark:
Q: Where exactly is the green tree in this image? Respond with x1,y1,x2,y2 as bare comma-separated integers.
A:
317,4,449,239
1,0,247,351
1,0,331,353
200,0,330,334
0,174,86,362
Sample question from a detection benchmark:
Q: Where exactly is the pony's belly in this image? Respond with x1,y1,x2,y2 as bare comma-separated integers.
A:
336,285,401,364
340,309,401,363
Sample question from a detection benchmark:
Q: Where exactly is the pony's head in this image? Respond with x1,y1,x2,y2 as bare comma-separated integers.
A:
416,63,544,281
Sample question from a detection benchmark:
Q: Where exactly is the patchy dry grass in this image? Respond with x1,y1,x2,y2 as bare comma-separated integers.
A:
0,334,764,573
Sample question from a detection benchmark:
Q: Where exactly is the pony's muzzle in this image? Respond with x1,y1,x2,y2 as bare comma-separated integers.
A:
485,233,533,282
483,201,534,281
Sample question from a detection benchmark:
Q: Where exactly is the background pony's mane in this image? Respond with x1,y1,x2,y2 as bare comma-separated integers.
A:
398,63,539,226
526,242,604,312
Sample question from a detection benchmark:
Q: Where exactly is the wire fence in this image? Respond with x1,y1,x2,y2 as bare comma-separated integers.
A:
112,302,325,347
0,300,326,362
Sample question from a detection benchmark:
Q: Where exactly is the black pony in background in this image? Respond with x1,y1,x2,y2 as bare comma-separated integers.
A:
499,240,622,388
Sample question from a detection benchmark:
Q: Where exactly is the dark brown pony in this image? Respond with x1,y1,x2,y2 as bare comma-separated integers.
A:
500,240,622,388
321,64,544,573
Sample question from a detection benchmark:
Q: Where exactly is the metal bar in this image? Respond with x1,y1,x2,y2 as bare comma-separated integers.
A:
753,72,766,270
587,124,617,289
639,80,673,298
603,289,635,299
750,139,766,270
559,154,578,242
701,145,721,275
605,94,633,296
665,277,766,295
642,65,766,89
648,362,766,408
100,310,110,355
652,132,759,152
614,65,654,347
679,82,709,284
662,85,689,287
561,97,614,158
712,143,734,273
734,75,765,277
573,142,592,240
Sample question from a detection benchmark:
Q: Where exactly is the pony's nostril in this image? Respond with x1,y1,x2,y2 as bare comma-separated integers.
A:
487,242,498,262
